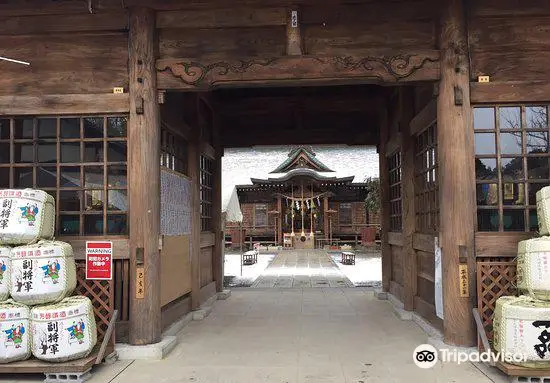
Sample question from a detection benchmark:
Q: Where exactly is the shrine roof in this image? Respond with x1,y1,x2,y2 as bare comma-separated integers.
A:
242,168,355,187
269,146,334,173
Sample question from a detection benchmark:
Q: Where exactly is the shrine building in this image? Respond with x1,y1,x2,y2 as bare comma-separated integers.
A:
227,146,377,248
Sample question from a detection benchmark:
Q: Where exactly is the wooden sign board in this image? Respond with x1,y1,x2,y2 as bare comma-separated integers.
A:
459,264,469,298
136,267,145,299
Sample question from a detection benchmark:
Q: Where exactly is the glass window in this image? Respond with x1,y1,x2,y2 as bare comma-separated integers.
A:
415,124,438,233
499,107,521,130
388,151,402,232
474,107,495,130
474,105,550,232
0,116,128,236
200,155,213,232
526,106,548,129
475,133,496,155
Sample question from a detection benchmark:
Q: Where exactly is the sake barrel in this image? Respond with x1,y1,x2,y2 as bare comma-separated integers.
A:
517,237,550,300
537,186,550,236
0,248,10,302
493,295,550,368
0,300,31,363
10,241,77,306
0,189,55,246
31,296,97,362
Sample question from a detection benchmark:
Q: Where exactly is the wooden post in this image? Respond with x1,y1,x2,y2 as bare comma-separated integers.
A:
277,195,282,245
128,7,161,345
401,88,417,311
212,113,223,293
438,0,476,346
286,8,303,55
379,105,391,293
323,196,329,239
188,102,202,310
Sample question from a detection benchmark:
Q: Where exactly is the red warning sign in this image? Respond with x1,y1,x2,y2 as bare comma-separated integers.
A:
85,241,113,280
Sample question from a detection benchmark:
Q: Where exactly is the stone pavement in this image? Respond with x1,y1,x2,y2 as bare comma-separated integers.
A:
252,250,353,288
90,288,499,383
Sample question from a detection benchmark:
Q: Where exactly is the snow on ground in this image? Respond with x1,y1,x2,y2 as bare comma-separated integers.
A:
329,249,382,288
224,248,381,288
223,251,276,287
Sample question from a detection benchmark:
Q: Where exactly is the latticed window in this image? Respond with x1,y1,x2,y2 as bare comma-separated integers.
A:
388,151,402,231
0,116,128,236
474,105,550,232
254,204,268,227
415,124,439,233
160,126,188,175
200,155,213,231
339,202,352,225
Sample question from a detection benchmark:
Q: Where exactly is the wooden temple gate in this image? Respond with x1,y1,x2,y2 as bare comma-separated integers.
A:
0,0,549,350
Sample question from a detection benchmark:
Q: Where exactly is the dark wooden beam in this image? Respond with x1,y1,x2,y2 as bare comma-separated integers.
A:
438,0,476,347
128,6,161,346
156,7,286,28
0,94,129,115
157,51,440,90
470,81,550,103
218,95,381,116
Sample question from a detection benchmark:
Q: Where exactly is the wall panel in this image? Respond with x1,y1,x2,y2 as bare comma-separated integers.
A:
0,33,128,95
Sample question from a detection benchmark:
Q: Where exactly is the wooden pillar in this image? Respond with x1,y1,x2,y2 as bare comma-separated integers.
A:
189,104,202,309
438,0,476,346
212,113,223,293
323,196,329,239
277,195,282,245
379,105,391,293
401,88,417,311
128,7,161,345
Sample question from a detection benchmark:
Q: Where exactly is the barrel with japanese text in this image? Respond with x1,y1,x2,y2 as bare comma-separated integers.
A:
537,186,550,236
9,241,76,306
0,248,10,301
30,296,96,362
517,237,550,301
0,189,55,246
0,300,31,363
493,295,550,368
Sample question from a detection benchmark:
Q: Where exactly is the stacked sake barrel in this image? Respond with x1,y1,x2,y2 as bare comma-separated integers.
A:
493,186,550,368
0,189,96,363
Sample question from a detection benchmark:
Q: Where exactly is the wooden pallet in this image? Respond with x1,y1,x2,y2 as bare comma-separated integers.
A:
497,361,550,377
0,345,113,374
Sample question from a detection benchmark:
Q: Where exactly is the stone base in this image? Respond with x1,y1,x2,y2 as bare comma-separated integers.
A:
115,336,178,360
217,289,231,300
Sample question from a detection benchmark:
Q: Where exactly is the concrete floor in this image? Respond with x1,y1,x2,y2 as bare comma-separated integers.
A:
89,288,496,383
0,250,502,382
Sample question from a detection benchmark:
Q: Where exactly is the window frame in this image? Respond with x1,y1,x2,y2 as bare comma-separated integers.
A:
0,115,128,237
200,154,213,232
388,150,403,232
414,123,439,234
474,104,549,232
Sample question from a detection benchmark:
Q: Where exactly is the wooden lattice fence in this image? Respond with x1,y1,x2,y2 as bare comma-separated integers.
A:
73,261,115,345
476,259,517,347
